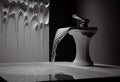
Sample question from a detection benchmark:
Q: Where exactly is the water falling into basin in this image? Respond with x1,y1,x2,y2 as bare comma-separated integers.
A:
51,27,71,62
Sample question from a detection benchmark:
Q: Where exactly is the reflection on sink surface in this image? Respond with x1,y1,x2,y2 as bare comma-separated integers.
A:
0,73,75,82
0,62,75,82
0,62,120,82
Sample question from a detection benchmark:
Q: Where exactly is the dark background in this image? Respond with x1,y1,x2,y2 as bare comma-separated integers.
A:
49,0,77,61
49,0,120,66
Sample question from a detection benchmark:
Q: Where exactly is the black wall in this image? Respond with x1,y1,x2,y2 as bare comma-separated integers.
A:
76,0,120,66
50,0,120,66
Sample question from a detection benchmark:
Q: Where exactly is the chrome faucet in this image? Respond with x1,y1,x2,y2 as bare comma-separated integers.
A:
52,14,97,66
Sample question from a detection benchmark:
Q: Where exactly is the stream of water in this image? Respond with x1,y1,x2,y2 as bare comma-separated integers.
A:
51,27,71,62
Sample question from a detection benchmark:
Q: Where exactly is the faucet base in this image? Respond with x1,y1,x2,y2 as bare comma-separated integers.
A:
73,60,94,66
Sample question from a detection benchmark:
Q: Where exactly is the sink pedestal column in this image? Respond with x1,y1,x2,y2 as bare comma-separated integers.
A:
69,27,97,66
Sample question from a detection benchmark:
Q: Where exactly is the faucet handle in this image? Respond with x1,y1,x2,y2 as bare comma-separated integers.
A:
72,14,85,22
72,14,90,27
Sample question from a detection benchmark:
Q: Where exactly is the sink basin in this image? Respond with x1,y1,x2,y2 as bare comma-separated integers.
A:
0,62,120,81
